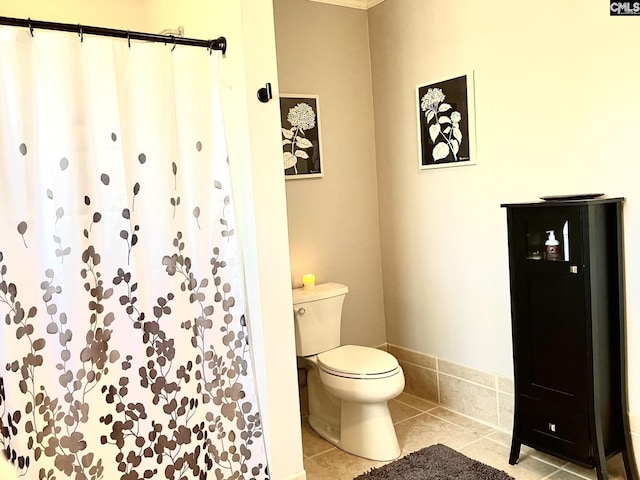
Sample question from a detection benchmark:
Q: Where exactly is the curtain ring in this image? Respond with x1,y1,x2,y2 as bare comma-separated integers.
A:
28,18,34,37
78,25,84,42
171,35,176,52
127,30,131,48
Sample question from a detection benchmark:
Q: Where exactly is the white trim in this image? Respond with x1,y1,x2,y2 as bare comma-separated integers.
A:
280,471,307,480
307,0,385,10
630,412,640,433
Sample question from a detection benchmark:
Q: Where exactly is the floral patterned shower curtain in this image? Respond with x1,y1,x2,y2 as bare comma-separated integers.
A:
0,26,269,480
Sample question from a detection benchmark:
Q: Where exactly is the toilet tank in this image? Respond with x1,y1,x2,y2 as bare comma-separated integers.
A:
292,283,348,356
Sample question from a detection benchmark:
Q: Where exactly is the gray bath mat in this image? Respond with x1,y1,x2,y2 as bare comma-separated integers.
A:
353,443,514,480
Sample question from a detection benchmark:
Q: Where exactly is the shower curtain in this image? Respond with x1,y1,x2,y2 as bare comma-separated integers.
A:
0,26,269,480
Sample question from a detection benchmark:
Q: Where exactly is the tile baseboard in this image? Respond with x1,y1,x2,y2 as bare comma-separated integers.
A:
387,343,640,444
387,343,514,432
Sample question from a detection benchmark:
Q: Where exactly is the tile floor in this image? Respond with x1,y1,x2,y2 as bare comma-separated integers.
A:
301,392,629,480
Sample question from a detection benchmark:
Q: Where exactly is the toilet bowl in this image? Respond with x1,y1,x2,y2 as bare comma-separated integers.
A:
293,283,405,461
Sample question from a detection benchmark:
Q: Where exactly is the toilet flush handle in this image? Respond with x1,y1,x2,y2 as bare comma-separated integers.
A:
297,307,306,316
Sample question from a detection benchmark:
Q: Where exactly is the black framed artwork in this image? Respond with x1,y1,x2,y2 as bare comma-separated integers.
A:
416,72,477,170
280,94,323,179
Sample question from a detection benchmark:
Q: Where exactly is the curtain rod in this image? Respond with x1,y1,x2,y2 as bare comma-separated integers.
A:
0,16,227,54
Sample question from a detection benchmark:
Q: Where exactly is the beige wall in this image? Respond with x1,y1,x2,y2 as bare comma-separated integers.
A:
0,2,304,479
368,0,640,413
0,0,146,29
274,0,387,347
274,0,640,428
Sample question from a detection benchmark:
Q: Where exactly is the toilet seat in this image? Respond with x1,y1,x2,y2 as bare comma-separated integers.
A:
318,345,400,380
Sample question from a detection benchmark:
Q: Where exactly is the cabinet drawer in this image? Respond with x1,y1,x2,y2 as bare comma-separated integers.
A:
518,395,590,463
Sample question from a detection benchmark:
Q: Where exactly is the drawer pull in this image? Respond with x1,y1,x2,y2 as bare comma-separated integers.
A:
548,423,556,433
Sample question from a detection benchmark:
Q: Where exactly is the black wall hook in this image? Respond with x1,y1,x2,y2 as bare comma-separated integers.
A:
257,83,272,103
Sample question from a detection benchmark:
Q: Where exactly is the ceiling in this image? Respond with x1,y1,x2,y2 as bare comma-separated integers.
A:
307,0,386,9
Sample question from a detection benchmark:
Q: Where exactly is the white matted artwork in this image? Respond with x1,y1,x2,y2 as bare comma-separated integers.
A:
280,94,323,179
416,72,477,170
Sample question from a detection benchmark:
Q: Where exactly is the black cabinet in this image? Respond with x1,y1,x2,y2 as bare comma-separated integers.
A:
502,198,637,480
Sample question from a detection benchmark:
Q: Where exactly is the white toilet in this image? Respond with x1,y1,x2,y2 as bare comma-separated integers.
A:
293,282,405,461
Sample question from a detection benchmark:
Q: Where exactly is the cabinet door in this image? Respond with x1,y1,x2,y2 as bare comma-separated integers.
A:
508,206,588,411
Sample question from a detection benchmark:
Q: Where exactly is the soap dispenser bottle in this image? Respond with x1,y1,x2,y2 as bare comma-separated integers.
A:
545,230,561,261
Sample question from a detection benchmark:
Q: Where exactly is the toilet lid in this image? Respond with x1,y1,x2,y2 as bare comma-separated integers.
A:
317,345,399,378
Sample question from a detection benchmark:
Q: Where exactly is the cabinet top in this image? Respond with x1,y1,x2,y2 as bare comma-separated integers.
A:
501,196,624,208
